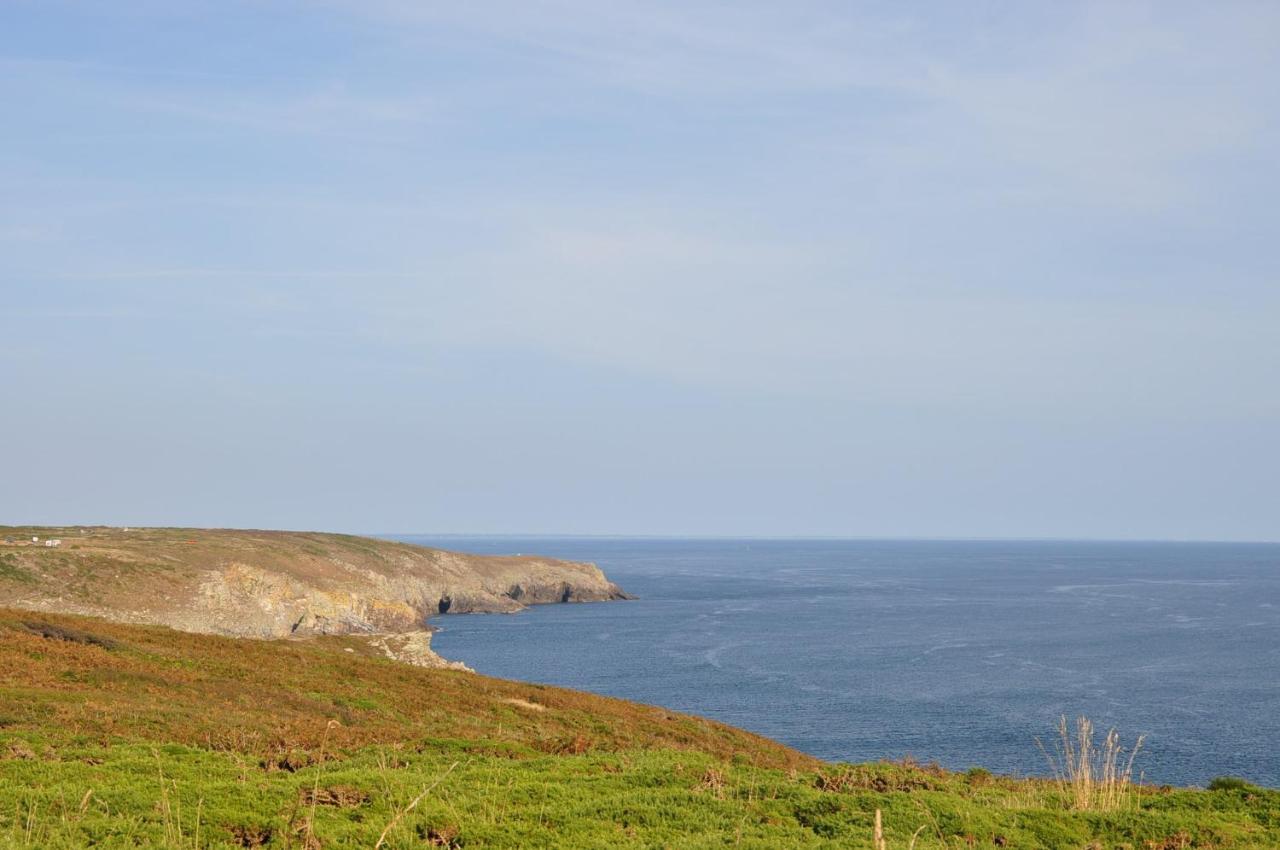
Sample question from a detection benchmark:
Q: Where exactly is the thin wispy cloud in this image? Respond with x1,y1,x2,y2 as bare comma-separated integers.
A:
1,2,1277,537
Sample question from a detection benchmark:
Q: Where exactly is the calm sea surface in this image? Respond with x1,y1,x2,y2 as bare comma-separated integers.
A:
391,537,1280,786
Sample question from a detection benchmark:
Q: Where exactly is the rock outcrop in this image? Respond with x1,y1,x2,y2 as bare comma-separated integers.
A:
0,526,631,667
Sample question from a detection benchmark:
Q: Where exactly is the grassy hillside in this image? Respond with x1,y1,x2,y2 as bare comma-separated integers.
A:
2,611,1278,849
0,609,802,768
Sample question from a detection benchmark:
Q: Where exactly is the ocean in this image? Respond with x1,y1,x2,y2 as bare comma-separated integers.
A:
391,537,1280,786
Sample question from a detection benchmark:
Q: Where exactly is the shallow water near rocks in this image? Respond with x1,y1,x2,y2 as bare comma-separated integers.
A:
392,537,1280,787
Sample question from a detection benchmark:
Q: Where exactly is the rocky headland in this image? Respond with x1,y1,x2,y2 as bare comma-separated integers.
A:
0,526,631,668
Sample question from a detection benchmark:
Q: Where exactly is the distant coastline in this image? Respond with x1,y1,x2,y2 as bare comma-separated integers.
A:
0,525,630,668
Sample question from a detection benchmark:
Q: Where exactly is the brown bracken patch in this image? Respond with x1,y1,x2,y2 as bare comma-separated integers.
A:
1146,833,1192,850
300,785,369,808
816,763,943,793
417,824,463,847
20,621,118,650
0,608,817,772
228,824,273,848
697,767,727,798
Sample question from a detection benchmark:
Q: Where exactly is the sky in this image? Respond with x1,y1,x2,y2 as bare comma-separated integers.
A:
2,2,1278,540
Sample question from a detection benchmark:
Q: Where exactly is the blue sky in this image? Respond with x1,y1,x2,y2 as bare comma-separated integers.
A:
2,2,1277,539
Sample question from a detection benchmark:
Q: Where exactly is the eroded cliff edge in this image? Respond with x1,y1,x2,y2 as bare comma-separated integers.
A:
0,526,631,668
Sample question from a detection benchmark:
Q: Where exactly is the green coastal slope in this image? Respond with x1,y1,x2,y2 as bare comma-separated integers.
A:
2,610,1277,849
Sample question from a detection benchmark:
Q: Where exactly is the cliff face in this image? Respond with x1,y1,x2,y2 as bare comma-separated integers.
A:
0,527,630,667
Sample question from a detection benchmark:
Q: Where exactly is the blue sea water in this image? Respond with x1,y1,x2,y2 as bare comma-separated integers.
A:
391,537,1280,787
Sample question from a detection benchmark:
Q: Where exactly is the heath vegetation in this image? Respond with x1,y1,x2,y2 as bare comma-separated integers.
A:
1,611,1276,849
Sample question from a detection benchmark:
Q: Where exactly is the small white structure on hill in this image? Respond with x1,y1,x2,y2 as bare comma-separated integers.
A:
44,539,61,548
31,536,38,543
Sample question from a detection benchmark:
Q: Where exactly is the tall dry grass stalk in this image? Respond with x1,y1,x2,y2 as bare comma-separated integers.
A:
302,719,342,846
374,761,460,850
1038,715,1144,811
871,808,926,850
153,749,203,848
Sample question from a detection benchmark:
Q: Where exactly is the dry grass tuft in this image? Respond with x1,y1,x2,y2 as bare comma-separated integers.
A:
697,766,727,798
298,785,369,809
1038,715,1145,811
500,697,546,712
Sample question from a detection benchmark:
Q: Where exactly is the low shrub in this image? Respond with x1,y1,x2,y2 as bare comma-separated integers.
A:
1208,776,1256,792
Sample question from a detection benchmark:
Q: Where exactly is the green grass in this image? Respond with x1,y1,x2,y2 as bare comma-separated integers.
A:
0,555,33,585
1208,777,1263,794
1,611,1278,848
4,741,1279,849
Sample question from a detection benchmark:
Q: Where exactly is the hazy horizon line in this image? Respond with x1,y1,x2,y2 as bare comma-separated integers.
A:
380,531,1280,546
5,523,1276,546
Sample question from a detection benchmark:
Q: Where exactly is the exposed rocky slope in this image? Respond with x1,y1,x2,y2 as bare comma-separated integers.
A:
0,526,631,668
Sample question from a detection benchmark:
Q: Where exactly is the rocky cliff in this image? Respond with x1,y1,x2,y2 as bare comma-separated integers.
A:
0,526,631,668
